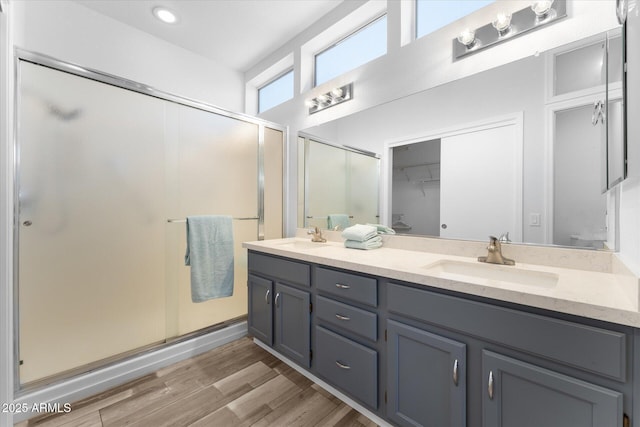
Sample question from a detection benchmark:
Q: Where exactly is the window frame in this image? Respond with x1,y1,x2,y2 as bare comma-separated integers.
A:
257,68,294,113
313,13,388,88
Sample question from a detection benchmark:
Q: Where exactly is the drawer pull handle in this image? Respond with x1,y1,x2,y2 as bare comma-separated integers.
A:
488,371,494,400
335,360,351,370
265,289,270,305
453,359,459,386
335,313,350,321
335,283,350,289
275,292,280,308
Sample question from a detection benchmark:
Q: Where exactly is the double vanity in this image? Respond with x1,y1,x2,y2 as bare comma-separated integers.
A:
243,232,640,427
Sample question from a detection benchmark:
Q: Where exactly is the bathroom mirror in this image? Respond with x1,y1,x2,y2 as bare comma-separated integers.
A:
300,28,624,250
297,134,380,231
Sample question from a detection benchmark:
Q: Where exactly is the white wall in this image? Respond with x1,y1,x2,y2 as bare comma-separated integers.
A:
249,1,618,237
12,0,244,111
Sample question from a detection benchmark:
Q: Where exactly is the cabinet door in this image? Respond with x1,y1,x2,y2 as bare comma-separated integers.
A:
247,274,273,345
274,283,311,368
483,350,622,427
387,320,466,427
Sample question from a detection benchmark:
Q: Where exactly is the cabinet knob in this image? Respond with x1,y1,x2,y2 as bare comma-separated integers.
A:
274,292,280,308
488,371,495,400
265,289,270,305
23,220,32,227
453,359,459,386
335,283,350,289
335,313,350,321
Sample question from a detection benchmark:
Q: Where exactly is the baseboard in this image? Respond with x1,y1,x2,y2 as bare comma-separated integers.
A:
253,338,392,427
12,321,247,423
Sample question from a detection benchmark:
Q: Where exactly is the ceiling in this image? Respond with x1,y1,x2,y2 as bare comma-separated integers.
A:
73,0,343,73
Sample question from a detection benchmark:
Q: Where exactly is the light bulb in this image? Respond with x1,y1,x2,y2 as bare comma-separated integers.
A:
457,29,476,47
317,94,330,105
531,0,555,17
330,87,344,99
492,13,512,33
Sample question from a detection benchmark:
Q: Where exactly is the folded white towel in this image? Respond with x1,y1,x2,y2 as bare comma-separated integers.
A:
342,224,378,242
344,236,383,250
366,223,396,235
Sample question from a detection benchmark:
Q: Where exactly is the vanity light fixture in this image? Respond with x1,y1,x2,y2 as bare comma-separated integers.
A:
453,0,566,60
307,83,353,115
152,7,178,24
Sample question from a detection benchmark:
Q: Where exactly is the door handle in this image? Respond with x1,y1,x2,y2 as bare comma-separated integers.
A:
335,360,351,370
488,371,495,400
453,359,459,386
274,292,280,308
265,289,270,305
335,283,350,289
335,313,350,321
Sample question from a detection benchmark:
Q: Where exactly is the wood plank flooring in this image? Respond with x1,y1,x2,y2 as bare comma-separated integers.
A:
16,337,378,427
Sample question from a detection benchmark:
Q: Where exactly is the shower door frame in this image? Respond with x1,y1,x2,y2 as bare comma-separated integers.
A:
12,49,287,393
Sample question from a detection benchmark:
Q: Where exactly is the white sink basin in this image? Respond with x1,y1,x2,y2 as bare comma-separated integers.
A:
276,240,328,250
423,260,558,288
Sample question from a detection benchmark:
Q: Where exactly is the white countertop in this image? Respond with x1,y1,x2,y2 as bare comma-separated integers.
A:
243,237,640,328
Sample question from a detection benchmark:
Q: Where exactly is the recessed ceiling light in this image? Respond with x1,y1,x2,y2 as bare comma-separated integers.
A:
153,7,178,24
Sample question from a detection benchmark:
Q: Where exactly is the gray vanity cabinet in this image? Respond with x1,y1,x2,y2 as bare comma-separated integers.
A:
247,274,273,344
387,319,466,427
247,251,633,426
482,350,623,427
247,252,311,368
273,282,311,368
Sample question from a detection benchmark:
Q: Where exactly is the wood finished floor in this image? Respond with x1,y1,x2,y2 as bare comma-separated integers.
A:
16,337,378,427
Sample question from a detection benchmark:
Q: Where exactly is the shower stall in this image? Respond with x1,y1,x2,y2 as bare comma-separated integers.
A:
14,52,284,389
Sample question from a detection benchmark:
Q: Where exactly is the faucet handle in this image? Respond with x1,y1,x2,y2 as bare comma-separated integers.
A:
499,232,511,243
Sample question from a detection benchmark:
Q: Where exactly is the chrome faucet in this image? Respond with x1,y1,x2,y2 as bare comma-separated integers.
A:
307,226,327,243
478,236,515,266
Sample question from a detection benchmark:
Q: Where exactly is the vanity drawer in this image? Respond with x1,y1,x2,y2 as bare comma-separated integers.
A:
248,252,310,287
316,296,377,341
314,326,378,408
316,267,377,307
388,283,627,381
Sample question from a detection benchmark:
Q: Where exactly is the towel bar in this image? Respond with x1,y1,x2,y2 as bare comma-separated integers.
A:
306,215,353,219
167,217,259,223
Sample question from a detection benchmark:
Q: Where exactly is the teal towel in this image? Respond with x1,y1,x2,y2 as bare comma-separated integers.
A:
366,223,396,235
328,214,350,230
344,236,383,250
185,215,234,303
342,224,378,242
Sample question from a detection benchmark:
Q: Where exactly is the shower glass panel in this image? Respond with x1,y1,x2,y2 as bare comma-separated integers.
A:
305,140,348,229
302,137,379,230
349,150,379,225
165,103,258,337
16,57,282,387
18,62,167,383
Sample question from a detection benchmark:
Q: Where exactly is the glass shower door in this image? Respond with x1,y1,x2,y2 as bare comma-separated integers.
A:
17,62,168,384
164,103,259,337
